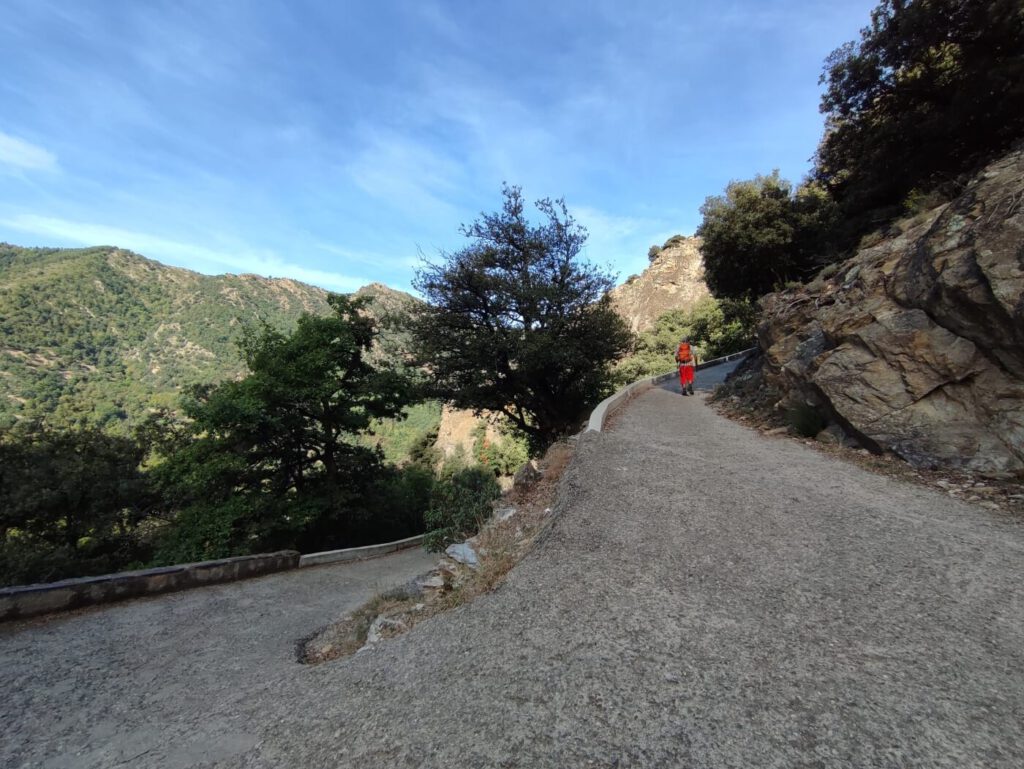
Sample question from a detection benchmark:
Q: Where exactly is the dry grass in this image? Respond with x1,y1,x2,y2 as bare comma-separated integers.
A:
299,441,574,665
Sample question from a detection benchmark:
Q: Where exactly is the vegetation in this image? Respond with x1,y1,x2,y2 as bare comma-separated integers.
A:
816,0,1024,243
422,467,502,551
696,173,836,300
613,297,756,385
149,294,417,563
412,185,632,448
0,426,156,585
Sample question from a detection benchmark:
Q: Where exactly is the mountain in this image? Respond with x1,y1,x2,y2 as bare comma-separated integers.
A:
609,236,711,333
0,244,412,432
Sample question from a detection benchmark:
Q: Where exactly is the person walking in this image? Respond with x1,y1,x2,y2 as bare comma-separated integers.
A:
676,337,697,395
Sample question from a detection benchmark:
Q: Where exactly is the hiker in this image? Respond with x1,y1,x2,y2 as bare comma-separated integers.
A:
676,337,697,395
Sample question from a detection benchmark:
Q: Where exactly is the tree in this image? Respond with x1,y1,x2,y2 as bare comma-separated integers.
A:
413,185,632,448
696,173,836,300
152,294,416,562
816,0,1024,236
0,426,155,586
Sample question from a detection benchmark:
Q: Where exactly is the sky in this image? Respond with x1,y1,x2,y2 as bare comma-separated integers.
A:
0,0,876,293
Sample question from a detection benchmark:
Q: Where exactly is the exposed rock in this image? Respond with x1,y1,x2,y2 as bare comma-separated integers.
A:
444,542,479,569
418,574,445,590
757,148,1024,477
494,506,518,522
610,236,712,333
365,615,406,645
513,460,543,491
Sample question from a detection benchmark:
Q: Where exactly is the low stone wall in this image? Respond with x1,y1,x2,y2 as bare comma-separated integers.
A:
0,551,299,623
298,534,426,568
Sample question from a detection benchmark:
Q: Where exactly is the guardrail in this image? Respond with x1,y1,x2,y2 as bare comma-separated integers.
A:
587,347,755,433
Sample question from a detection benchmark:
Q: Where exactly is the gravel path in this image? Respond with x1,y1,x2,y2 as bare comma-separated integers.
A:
3,366,1023,768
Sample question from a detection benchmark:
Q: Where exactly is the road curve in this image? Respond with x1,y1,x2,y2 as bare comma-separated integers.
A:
3,373,1023,768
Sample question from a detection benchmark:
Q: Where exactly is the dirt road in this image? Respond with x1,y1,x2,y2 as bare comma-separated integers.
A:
3,376,1022,767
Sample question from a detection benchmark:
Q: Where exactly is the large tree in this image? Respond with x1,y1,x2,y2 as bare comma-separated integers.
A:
0,426,155,586
413,185,632,447
696,173,836,300
816,0,1024,232
152,294,415,562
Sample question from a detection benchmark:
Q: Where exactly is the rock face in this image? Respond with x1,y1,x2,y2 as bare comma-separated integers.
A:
758,148,1024,477
610,237,711,333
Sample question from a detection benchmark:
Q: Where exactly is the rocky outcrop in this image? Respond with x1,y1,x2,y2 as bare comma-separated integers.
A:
758,148,1024,477
610,237,711,332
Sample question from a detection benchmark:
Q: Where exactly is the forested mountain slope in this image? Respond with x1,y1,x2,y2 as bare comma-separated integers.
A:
0,244,411,431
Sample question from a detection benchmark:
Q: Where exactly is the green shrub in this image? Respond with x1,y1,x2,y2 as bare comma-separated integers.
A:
647,245,662,260
786,403,826,438
423,467,501,551
663,234,686,249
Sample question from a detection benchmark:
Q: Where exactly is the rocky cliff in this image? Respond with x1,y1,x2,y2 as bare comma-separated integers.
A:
610,236,711,333
756,148,1024,478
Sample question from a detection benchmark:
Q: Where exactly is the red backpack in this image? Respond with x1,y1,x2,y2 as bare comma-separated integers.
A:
676,342,693,364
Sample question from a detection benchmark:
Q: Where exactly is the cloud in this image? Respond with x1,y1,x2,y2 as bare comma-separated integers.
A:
0,132,58,172
1,213,367,292
346,130,463,220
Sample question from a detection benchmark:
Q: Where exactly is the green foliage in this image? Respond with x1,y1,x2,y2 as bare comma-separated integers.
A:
471,420,531,477
816,0,1024,242
0,426,155,586
152,295,417,562
696,173,837,299
0,244,334,432
786,403,827,438
360,401,443,465
663,234,686,248
412,185,633,448
647,245,662,260
423,467,501,551
613,297,756,386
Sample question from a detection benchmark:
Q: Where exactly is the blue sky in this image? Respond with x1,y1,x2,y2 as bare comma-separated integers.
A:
0,0,876,293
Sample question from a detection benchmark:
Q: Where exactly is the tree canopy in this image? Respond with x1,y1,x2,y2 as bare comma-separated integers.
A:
696,173,836,300
413,185,632,447
152,294,417,562
816,0,1024,233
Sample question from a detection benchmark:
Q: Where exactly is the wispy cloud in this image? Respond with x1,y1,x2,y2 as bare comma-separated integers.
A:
2,214,367,292
346,130,463,220
0,132,58,172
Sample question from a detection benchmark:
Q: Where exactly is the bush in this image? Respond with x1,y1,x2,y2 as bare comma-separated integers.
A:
423,467,501,551
472,421,530,477
647,245,662,260
663,234,686,248
786,403,827,438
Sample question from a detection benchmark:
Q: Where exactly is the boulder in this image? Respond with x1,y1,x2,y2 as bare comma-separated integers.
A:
757,148,1024,477
444,542,479,569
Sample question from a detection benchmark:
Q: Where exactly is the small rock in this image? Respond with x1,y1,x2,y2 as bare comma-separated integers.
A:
765,426,789,436
495,506,518,522
419,574,445,589
445,541,480,568
365,615,406,645
513,460,543,491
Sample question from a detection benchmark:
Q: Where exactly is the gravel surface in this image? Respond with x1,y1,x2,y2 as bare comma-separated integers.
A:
3,365,1023,768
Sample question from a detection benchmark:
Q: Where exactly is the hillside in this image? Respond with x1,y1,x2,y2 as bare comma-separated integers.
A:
609,236,711,333
0,244,411,432
741,147,1024,477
